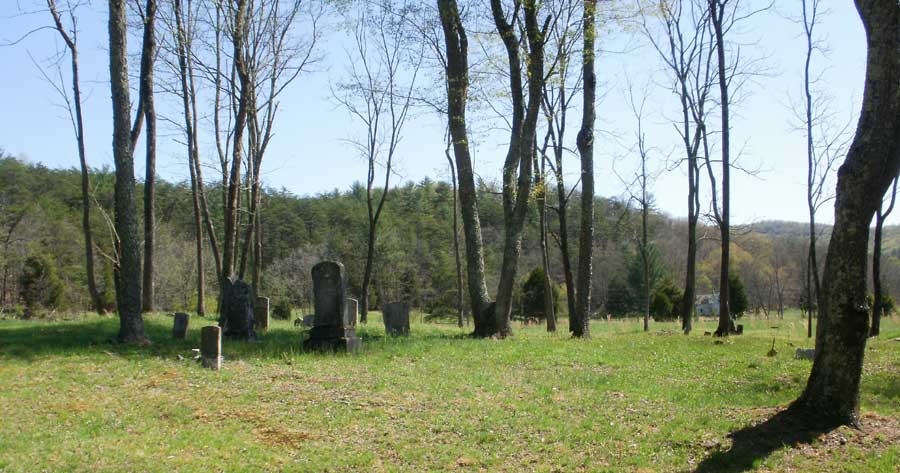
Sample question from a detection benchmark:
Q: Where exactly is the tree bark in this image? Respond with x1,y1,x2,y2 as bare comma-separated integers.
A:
710,0,733,337
139,0,158,313
871,178,897,337
490,0,546,338
536,148,556,332
438,0,492,334
792,0,900,427
108,0,146,343
47,0,103,314
572,0,596,338
445,133,465,328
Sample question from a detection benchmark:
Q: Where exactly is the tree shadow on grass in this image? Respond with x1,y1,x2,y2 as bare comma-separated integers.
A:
0,316,475,362
694,407,835,473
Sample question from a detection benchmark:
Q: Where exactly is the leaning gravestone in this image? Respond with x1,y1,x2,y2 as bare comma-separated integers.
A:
201,325,223,370
382,302,410,336
345,298,359,326
254,296,270,333
173,312,190,339
303,261,361,352
219,278,255,340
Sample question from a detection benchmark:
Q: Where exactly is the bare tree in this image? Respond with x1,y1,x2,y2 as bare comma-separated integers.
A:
572,0,596,338
639,0,715,335
45,0,104,314
109,0,147,343
335,1,422,323
871,176,897,337
438,0,492,332
136,0,159,314
489,0,551,338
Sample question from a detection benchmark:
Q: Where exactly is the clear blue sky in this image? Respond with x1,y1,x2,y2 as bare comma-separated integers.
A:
0,1,874,225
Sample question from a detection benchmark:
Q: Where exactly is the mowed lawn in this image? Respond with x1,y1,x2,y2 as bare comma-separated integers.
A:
0,311,898,472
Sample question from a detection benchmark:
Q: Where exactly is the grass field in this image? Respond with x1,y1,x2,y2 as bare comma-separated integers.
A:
0,311,898,472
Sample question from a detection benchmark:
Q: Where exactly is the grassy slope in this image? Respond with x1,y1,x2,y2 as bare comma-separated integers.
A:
0,311,897,472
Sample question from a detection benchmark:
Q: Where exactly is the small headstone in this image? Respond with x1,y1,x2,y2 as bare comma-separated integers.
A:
303,261,361,352
345,298,359,326
173,312,190,339
382,302,410,336
254,296,270,332
219,278,255,340
201,325,223,370
736,324,744,335
301,314,315,327
794,348,815,360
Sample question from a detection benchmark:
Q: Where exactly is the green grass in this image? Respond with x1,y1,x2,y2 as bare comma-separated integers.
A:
0,311,897,472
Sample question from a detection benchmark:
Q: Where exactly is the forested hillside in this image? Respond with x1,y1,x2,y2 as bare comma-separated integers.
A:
4,155,895,319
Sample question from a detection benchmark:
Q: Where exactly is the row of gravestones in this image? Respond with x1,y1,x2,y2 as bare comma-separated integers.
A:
171,261,410,370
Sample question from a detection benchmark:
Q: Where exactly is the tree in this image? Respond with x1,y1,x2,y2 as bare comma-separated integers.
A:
639,0,714,335
335,1,422,323
19,254,63,318
791,0,900,428
438,0,492,334
521,266,560,319
137,0,158,313
109,0,147,343
728,271,747,318
572,0,596,338
871,176,897,337
45,0,103,314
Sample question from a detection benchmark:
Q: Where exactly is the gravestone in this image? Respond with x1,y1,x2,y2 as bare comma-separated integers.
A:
219,278,255,340
345,298,359,326
794,348,815,360
254,296,270,332
303,261,361,352
382,302,410,336
301,314,315,327
173,312,190,339
201,325,223,370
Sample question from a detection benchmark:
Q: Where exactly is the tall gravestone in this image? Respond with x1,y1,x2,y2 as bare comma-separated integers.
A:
201,325,223,370
382,302,410,336
254,296,270,332
173,312,190,339
219,278,255,340
303,261,361,352
345,298,359,326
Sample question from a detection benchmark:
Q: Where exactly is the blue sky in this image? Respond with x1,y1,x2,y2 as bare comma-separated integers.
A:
0,1,874,225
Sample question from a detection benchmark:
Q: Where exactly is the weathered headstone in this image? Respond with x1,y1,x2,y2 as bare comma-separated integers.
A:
219,278,255,340
382,302,410,336
795,348,815,360
201,325,223,370
254,296,270,332
345,298,359,326
301,314,315,327
303,261,361,352
173,312,190,339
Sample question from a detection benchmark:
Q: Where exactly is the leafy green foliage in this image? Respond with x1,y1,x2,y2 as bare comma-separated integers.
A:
272,298,293,320
520,267,560,319
729,272,749,318
18,255,63,317
650,278,683,321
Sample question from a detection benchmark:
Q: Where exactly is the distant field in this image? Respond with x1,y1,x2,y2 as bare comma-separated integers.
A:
0,311,897,472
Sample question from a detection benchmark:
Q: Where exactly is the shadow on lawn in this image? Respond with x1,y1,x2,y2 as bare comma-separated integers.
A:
0,316,471,361
694,407,834,473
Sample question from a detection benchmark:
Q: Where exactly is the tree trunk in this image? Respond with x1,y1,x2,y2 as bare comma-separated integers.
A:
490,0,545,338
537,151,556,332
139,0,158,314
47,1,104,314
573,0,596,338
792,0,900,427
710,0,733,337
555,155,577,326
108,0,146,343
445,135,465,328
871,178,896,337
438,0,492,335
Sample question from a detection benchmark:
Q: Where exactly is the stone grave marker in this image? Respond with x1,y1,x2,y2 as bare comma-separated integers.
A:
254,296,270,332
201,325,223,370
345,298,359,326
303,261,361,352
382,302,410,336
173,312,190,339
219,278,255,340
